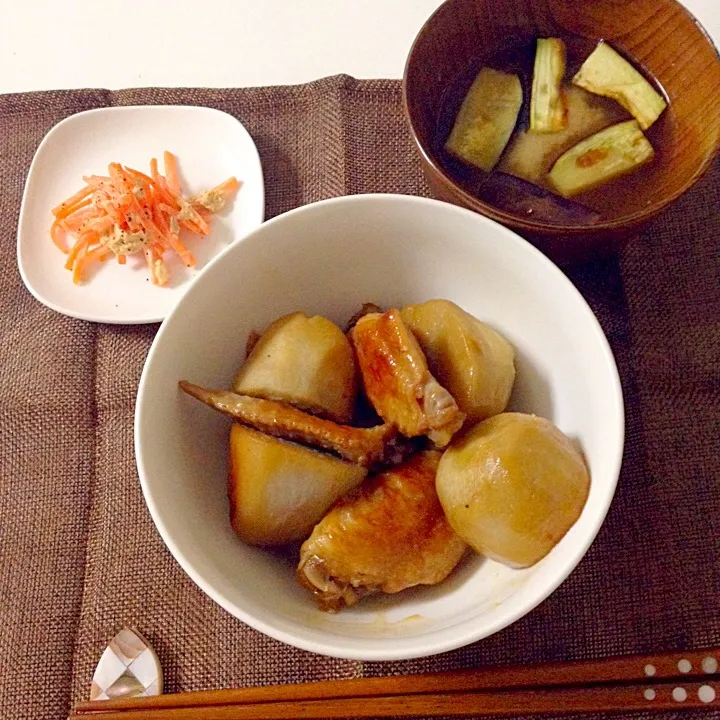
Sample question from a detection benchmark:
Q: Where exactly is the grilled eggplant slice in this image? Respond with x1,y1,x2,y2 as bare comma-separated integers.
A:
445,67,523,172
500,84,629,185
573,41,667,130
530,38,568,133
549,120,654,197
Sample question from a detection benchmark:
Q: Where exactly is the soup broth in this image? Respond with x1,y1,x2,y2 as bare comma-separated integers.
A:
435,38,670,224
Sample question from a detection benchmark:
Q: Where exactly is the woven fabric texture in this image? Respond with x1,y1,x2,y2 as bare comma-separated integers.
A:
0,76,718,720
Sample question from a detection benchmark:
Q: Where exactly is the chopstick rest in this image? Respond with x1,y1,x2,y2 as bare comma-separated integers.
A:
90,628,163,701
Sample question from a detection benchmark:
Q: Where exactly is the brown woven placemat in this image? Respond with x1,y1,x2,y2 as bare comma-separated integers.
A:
0,76,718,720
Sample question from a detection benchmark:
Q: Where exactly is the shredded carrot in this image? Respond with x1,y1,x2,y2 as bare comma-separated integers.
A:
163,151,181,196
179,206,211,236
154,207,196,267
50,151,241,286
108,163,132,194
86,246,112,263
194,206,212,222
53,196,93,221
82,175,112,188
126,192,161,245
52,186,92,217
83,216,114,236
62,207,98,232
66,234,90,273
209,177,242,198
150,158,180,207
157,202,178,216
124,167,155,187
72,241,89,284
51,219,69,254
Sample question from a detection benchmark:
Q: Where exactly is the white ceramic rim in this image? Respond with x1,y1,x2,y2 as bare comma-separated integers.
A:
135,193,625,660
16,105,265,324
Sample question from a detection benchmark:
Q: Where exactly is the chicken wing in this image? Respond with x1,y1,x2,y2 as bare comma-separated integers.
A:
179,381,398,467
344,302,384,333
297,451,467,611
350,310,465,447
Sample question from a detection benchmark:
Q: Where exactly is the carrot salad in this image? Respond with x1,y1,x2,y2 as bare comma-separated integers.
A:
50,151,241,286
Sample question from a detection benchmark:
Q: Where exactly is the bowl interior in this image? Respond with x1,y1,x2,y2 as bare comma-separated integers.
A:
135,195,624,660
403,0,720,232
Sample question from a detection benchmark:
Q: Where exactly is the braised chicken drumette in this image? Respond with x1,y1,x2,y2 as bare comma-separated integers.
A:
179,381,400,467
297,451,467,611
350,310,465,448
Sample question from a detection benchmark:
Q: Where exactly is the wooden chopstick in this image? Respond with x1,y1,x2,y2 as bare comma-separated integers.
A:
70,682,720,719
72,647,720,718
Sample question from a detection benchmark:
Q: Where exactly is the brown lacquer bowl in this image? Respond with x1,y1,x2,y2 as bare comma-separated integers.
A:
402,0,720,261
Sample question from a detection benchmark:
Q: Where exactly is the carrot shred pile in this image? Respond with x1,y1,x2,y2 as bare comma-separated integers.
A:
51,151,241,286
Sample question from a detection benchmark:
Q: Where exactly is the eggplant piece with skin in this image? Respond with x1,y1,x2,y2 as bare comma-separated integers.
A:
445,67,523,172
573,41,667,130
499,84,629,186
530,38,568,133
180,381,398,467
234,312,358,424
228,424,367,546
549,119,654,197
477,172,601,225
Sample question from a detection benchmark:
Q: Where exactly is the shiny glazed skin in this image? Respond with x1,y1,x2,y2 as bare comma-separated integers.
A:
179,381,398,467
350,309,465,447
298,451,468,611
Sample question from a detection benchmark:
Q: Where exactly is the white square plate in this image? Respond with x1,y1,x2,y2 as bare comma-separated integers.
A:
17,105,264,324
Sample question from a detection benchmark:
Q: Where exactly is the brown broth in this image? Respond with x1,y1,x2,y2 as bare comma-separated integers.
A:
435,38,671,222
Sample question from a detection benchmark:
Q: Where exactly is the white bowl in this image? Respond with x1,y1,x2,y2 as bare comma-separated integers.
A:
18,105,264,324
135,194,624,661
